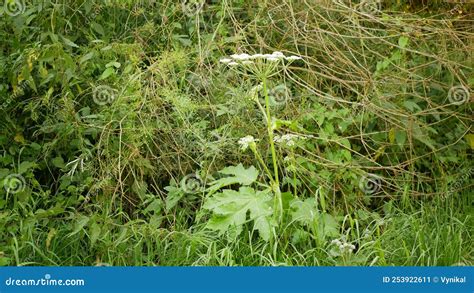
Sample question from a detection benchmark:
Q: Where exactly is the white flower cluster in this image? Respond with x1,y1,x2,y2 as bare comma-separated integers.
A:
273,134,306,147
220,51,303,66
331,239,356,253
238,135,257,151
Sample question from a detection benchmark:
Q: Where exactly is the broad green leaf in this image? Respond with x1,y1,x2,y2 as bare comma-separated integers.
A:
318,213,339,237
99,67,115,80
70,215,90,236
290,198,319,225
207,164,258,192
144,198,163,214
290,198,339,239
106,61,121,68
35,206,65,219
164,185,185,212
204,187,273,241
51,157,65,169
89,221,101,245
18,161,36,174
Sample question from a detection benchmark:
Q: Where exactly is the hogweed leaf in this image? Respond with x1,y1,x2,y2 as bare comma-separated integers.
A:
290,198,319,225
203,186,273,241
207,164,259,192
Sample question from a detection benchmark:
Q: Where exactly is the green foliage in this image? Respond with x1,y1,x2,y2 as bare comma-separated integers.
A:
207,164,259,192
204,187,273,241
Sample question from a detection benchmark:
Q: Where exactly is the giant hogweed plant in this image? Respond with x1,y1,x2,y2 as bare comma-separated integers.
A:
172,52,341,242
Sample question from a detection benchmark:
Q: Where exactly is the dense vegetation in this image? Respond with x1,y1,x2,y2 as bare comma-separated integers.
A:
0,0,472,266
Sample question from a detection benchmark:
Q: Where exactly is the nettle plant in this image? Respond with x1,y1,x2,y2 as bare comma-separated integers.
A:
193,52,341,242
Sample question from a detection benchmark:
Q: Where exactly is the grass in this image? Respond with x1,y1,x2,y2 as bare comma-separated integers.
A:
3,190,470,266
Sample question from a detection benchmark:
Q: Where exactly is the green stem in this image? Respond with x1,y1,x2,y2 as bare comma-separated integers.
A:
262,77,279,185
252,148,276,186
262,77,282,221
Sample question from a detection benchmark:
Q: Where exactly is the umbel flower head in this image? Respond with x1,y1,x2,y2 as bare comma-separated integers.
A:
331,239,356,254
273,133,306,147
219,51,304,78
220,51,303,65
238,135,258,151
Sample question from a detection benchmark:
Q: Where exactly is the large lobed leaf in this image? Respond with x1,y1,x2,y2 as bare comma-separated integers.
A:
203,186,273,241
207,164,259,192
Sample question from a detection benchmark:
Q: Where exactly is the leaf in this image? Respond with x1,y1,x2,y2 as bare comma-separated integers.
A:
149,214,162,228
207,164,258,192
89,221,101,245
106,61,121,69
144,198,163,214
18,161,36,174
51,157,65,169
403,100,421,112
69,215,90,236
91,22,105,35
318,213,339,237
61,36,79,48
290,198,339,239
398,36,409,49
465,134,474,150
203,187,273,241
35,206,65,219
14,133,26,144
164,185,185,212
395,129,407,149
46,228,57,250
79,52,94,64
411,123,436,150
389,128,396,144
290,198,319,225
99,67,115,80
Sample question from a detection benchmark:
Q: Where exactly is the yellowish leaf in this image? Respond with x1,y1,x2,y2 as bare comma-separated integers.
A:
465,134,474,150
